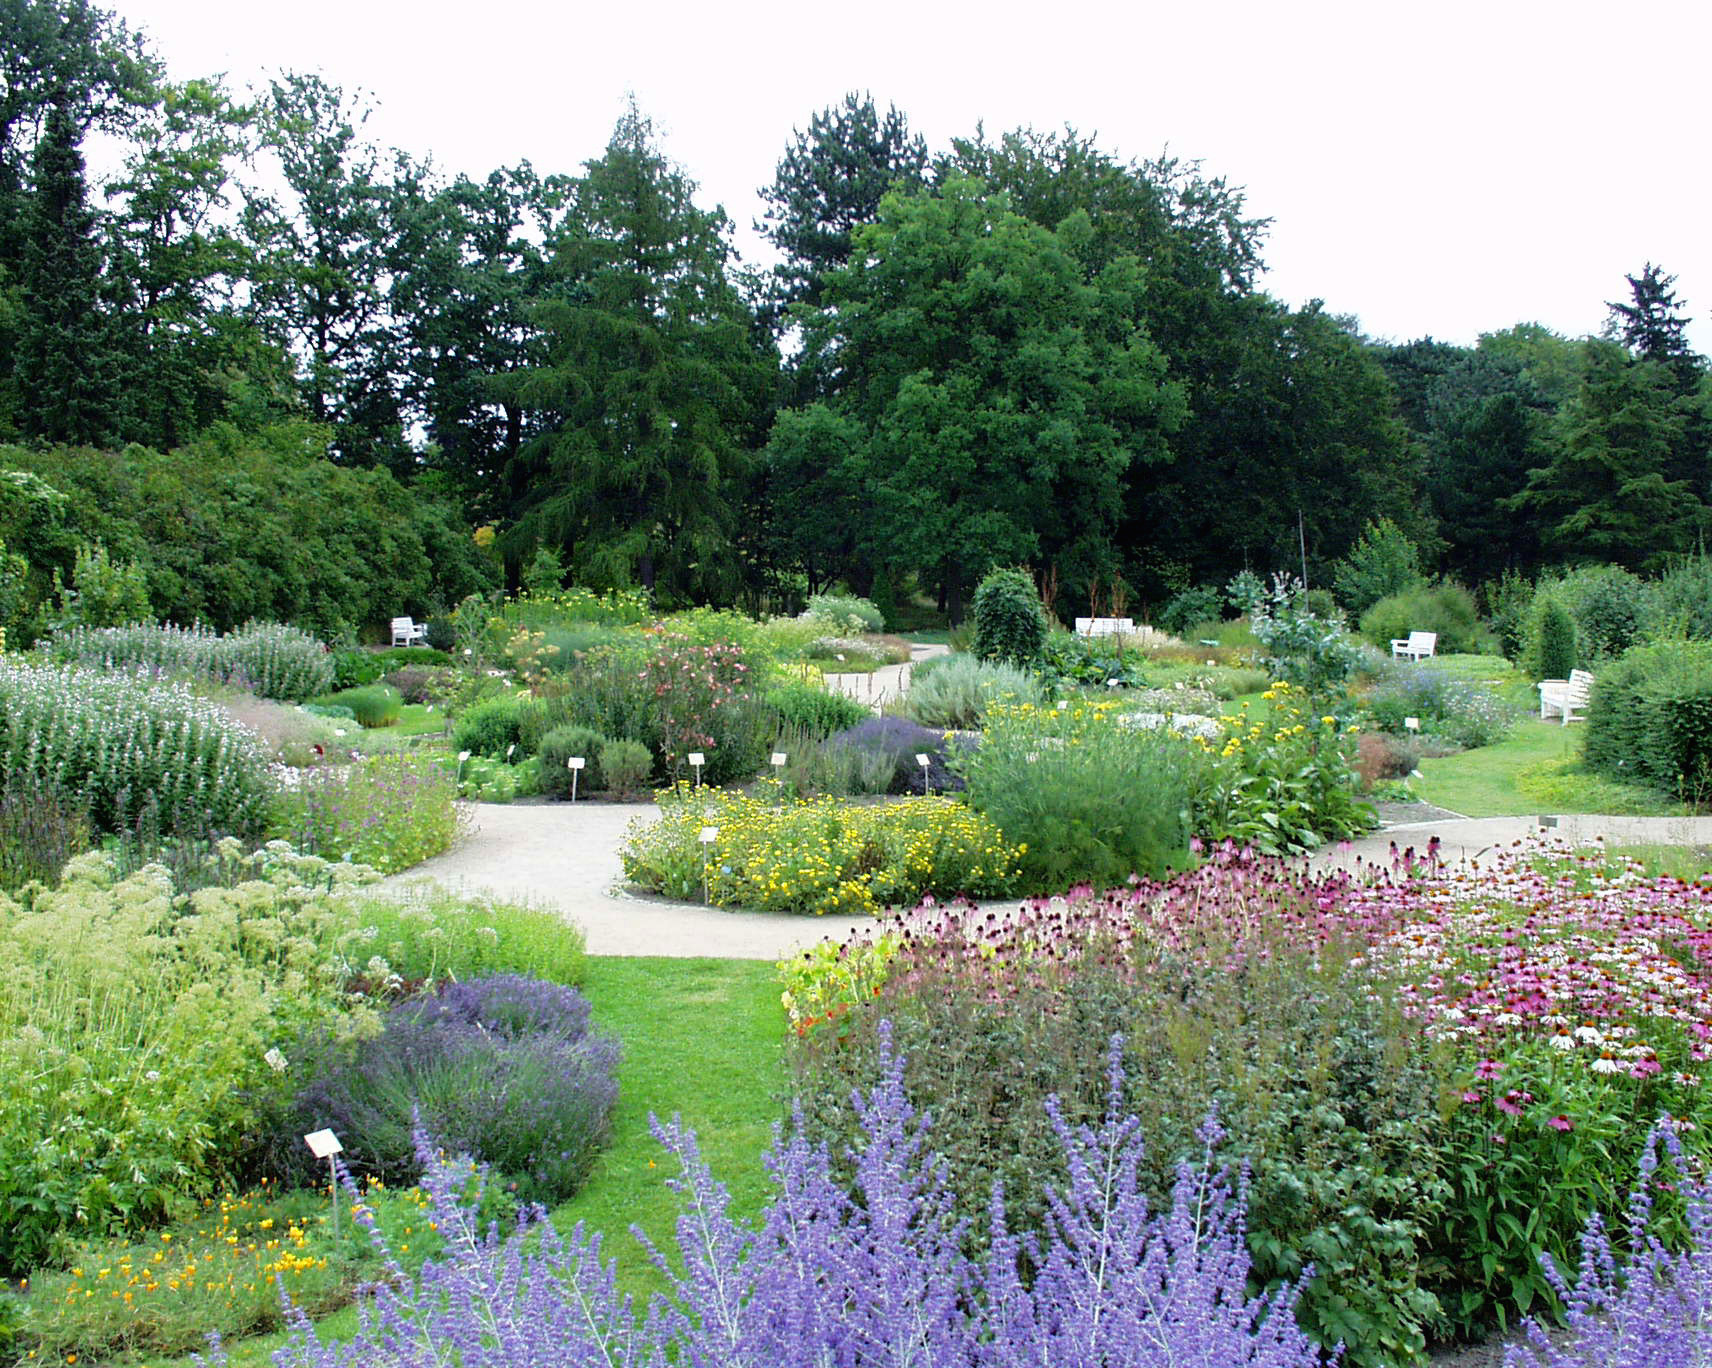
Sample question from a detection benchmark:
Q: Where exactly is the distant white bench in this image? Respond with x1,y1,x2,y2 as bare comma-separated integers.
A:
391,616,428,648
1075,617,1135,638
1539,669,1594,725
1391,631,1437,661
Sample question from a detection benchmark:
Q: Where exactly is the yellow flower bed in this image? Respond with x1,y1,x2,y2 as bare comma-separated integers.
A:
622,786,1024,916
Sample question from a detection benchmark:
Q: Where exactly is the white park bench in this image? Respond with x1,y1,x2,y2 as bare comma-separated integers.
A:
391,616,428,648
1391,630,1437,661
1075,617,1135,638
1539,669,1594,725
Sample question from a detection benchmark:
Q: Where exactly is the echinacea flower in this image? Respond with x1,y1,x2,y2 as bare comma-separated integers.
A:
1547,1115,1574,1131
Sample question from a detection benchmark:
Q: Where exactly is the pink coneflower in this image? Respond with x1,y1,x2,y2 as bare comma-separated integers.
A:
1547,1115,1574,1132
1461,1090,1482,1105
1475,1059,1503,1080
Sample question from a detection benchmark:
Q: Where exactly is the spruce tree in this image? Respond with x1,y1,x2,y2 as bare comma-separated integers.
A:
15,96,116,444
1606,263,1702,393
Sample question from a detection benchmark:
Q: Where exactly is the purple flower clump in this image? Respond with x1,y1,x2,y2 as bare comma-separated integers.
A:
229,1028,1328,1368
830,715,968,792
294,975,619,1205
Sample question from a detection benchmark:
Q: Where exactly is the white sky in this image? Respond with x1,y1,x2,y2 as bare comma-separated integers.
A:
111,0,1712,353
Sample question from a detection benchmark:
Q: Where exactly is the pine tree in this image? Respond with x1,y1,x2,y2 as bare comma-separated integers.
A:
14,96,117,444
1606,263,1702,393
498,103,774,602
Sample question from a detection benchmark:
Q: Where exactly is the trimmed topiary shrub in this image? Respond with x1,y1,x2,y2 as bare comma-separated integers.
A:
971,567,1047,667
1530,598,1579,681
1583,640,1712,800
539,725,608,797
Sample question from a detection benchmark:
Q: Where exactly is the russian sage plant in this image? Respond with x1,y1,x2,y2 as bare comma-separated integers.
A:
217,1030,1325,1368
1506,1125,1712,1367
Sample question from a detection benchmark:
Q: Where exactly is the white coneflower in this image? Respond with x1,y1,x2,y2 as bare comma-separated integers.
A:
1590,1053,1622,1074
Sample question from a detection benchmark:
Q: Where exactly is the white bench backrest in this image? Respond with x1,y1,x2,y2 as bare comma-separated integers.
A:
1409,631,1437,651
391,616,414,632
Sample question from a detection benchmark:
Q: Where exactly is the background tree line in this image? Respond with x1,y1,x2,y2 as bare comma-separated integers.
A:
2,0,1708,633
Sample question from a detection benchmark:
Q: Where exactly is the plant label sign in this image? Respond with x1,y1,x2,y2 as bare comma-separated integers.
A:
567,757,585,770
303,1129,343,1159
1404,716,1421,732
698,826,720,844
688,752,705,767
771,752,787,768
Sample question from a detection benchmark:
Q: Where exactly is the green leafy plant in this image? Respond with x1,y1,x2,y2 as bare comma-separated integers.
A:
275,752,460,871
1583,638,1712,799
1529,597,1579,680
1359,582,1486,655
53,620,335,700
538,724,608,796
802,591,885,633
453,694,536,760
763,679,870,738
971,567,1047,667
1333,517,1425,616
896,653,1042,729
314,684,402,729
597,739,652,797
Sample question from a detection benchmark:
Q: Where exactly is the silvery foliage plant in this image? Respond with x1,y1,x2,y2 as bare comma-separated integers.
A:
200,1030,1329,1367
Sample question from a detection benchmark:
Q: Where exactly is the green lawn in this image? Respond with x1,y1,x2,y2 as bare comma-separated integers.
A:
169,956,786,1368
1412,718,1690,818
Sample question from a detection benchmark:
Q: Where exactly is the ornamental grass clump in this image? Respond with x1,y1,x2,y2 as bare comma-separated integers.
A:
0,658,270,835
204,1032,1324,1368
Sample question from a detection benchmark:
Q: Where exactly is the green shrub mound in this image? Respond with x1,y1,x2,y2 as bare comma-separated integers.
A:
598,739,652,796
313,684,403,729
1549,563,1658,661
1359,582,1485,655
764,679,870,738
331,645,452,690
539,725,608,796
0,659,270,835
1158,585,1223,637
971,567,1047,667
803,592,885,633
1584,640,1712,800
49,620,335,700
454,695,537,759
897,653,1042,729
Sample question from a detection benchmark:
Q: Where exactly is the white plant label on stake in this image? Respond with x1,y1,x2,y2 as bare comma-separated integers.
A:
1057,700,1069,711
771,752,787,768
568,757,585,769
1404,716,1421,732
698,825,719,904
915,753,931,794
699,826,720,844
304,1130,345,1239
688,752,705,788
506,742,516,761
568,755,584,802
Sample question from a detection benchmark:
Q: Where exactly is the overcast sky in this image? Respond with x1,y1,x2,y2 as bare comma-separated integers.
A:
112,0,1711,353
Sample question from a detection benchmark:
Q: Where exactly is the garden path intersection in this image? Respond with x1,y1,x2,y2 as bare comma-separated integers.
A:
386,801,1712,960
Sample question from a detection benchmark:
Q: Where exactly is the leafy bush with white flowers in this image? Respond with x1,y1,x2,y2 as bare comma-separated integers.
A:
0,659,271,834
48,620,334,700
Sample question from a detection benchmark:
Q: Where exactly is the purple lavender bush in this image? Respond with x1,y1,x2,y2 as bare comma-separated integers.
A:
1506,1125,1712,1367
292,975,619,1205
218,1029,1327,1368
828,715,968,793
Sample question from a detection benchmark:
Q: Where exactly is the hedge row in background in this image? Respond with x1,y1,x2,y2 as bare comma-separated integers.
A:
0,433,497,644
1584,639,1712,800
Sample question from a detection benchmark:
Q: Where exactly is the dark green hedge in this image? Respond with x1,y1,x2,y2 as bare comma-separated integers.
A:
1583,640,1712,800
0,426,496,644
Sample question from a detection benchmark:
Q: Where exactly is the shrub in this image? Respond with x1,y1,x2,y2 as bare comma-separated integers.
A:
384,665,454,705
641,634,765,782
953,698,1192,891
453,694,534,760
1530,596,1579,680
1251,575,1366,694
0,659,270,835
1035,630,1150,689
316,683,402,729
802,591,885,633
1358,581,1486,654
897,653,1042,729
597,739,651,797
0,774,91,888
49,542,151,628
1355,730,1419,787
771,725,898,798
275,752,461,872
452,755,540,804
1157,584,1224,636
1583,639,1712,799
1333,516,1425,616
1654,553,1712,640
206,1045,1324,1368
763,678,870,738
543,646,660,759
338,887,588,987
971,567,1047,667
826,715,964,793
1226,568,1266,616
537,724,608,797
290,975,619,1205
50,620,335,700
1551,563,1659,661
1485,569,1536,662
622,788,1021,915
